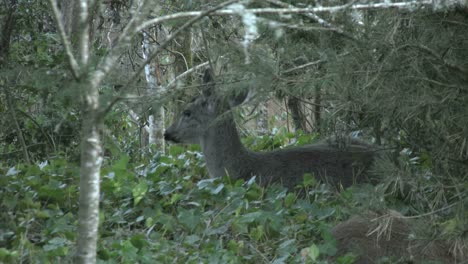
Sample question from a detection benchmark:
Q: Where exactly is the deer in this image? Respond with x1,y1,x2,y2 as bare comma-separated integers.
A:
331,211,457,263
164,70,377,190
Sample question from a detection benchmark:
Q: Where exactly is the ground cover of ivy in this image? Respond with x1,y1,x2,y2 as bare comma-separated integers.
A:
0,131,412,263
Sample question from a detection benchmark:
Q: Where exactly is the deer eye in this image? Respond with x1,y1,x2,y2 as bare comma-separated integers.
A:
182,110,191,118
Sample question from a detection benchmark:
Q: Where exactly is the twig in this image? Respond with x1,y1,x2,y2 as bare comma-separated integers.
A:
169,49,189,72
100,95,142,117
99,1,239,116
100,61,211,117
282,59,325,74
127,0,240,88
413,44,468,75
90,0,152,88
48,0,80,79
259,17,344,33
200,26,214,76
165,61,210,90
371,202,459,221
0,143,46,156
396,44,468,76
282,52,350,74
18,109,57,153
3,84,31,164
265,0,357,41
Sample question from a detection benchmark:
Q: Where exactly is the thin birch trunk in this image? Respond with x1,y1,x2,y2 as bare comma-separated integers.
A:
287,97,307,132
142,31,165,151
313,85,321,132
257,101,269,135
75,82,102,263
73,0,101,261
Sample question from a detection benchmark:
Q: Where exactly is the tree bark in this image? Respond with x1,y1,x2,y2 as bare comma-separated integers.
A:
0,0,17,64
257,101,269,135
312,85,321,132
75,83,102,263
59,0,79,37
287,97,308,132
142,30,165,151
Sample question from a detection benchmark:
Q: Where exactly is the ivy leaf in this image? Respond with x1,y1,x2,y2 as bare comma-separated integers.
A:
132,180,148,206
121,240,138,260
112,155,130,171
239,211,263,223
169,145,185,156
130,233,149,249
177,209,201,232
301,244,320,261
284,192,296,208
302,173,316,187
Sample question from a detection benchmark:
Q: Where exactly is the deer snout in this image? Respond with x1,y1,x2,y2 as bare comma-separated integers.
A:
164,131,178,143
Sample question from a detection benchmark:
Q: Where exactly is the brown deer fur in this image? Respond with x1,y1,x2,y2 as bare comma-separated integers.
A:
331,212,456,263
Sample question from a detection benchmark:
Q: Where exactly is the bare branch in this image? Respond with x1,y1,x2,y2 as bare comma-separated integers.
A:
128,0,240,87
99,0,435,116
96,0,240,118
138,1,432,31
282,52,349,74
258,17,345,34
200,27,214,74
18,109,57,153
3,84,31,164
90,1,154,88
399,44,468,75
282,59,325,74
165,61,210,90
48,0,80,79
100,62,210,117
266,0,357,41
77,0,90,67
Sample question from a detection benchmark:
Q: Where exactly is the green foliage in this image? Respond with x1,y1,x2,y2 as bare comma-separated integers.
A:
0,138,368,263
5,130,463,263
243,127,319,152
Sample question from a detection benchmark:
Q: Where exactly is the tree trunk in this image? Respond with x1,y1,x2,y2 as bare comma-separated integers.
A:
0,0,17,64
257,101,269,135
312,85,321,132
59,0,79,36
287,97,308,132
73,0,100,262
142,30,165,151
75,82,102,264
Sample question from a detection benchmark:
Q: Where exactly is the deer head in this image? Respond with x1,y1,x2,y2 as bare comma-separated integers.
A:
164,69,248,144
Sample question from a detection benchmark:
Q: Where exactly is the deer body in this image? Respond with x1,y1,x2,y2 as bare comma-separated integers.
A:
331,212,456,263
164,70,376,189
196,115,374,189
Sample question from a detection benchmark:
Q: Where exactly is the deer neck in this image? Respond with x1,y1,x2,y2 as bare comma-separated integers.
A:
200,114,248,178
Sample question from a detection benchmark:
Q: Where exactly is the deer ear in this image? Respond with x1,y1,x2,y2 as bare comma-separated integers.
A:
201,69,215,97
203,68,214,83
228,88,251,107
